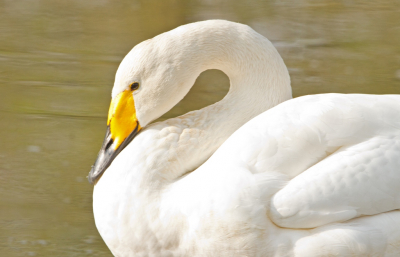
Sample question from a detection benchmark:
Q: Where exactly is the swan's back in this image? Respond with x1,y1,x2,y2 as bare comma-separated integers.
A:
208,93,400,229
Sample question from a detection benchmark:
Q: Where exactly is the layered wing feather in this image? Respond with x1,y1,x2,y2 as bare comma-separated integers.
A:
214,94,400,229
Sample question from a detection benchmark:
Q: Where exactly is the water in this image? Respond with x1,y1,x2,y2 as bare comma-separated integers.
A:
1,1,399,256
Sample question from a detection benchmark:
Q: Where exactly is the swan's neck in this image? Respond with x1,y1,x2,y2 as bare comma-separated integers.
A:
143,23,292,181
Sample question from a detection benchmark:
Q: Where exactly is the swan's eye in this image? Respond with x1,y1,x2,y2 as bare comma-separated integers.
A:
130,82,140,91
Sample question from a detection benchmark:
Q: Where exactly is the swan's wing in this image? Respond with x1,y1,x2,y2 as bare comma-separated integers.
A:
212,94,400,228
270,134,400,228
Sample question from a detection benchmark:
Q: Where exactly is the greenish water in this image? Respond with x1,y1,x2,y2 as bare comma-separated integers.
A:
1,1,399,256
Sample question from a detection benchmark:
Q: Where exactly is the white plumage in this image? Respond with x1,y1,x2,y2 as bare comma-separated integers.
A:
91,20,400,256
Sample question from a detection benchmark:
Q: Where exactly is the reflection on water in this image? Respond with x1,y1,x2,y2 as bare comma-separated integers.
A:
1,0,399,256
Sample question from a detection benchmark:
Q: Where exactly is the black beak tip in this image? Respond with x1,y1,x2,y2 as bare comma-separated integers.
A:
87,123,140,186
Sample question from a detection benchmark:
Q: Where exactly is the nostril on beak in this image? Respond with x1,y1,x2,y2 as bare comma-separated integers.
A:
105,139,113,151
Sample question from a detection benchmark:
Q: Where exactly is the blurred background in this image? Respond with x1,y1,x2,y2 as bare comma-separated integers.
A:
1,0,399,256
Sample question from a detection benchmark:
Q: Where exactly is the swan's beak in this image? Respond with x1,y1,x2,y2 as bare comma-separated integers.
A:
88,89,141,185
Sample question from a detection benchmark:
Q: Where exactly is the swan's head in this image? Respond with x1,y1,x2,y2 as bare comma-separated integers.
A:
88,31,200,184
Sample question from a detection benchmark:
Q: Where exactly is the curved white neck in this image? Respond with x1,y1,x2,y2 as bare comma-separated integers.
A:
138,22,292,181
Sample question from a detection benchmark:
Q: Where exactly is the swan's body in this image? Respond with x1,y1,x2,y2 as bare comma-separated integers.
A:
90,20,400,256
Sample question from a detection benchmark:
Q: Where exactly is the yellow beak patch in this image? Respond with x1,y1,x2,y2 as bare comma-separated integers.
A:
107,90,141,150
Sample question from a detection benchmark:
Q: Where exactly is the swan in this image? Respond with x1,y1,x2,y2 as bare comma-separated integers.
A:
88,20,400,256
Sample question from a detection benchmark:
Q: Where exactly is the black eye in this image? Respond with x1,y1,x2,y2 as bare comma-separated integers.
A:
130,82,140,90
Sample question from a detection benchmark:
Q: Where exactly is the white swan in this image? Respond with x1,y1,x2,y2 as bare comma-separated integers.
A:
88,20,400,256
